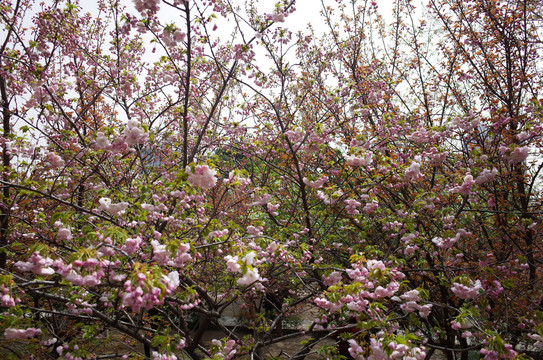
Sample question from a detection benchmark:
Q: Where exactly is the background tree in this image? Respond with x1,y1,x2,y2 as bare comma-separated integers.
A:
0,0,542,360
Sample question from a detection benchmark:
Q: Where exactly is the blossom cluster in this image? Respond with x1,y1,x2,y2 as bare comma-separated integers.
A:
4,327,42,340
186,164,218,190
15,252,54,275
345,150,373,167
46,151,65,168
95,132,111,150
151,352,178,360
122,271,179,312
224,251,262,285
98,197,130,216
303,175,328,189
395,289,432,318
133,0,160,14
449,174,475,195
480,344,517,360
348,335,426,360
451,279,482,299
124,120,148,146
52,256,109,288
432,229,471,250
227,170,251,190
210,339,238,360
315,259,406,316
1,285,18,307
151,240,192,267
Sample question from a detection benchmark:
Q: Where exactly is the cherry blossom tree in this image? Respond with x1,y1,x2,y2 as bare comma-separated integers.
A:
0,0,542,359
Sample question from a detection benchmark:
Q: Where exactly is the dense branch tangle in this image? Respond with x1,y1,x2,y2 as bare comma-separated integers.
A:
0,1,541,360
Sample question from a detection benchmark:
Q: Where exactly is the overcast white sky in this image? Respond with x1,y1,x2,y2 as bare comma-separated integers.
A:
286,0,395,31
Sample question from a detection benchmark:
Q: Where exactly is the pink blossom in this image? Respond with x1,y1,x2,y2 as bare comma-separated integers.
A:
133,0,160,13
164,271,180,291
249,193,271,206
237,267,260,285
151,351,177,360
451,280,482,299
346,299,368,312
345,199,361,215
123,120,148,146
58,227,72,241
141,203,155,211
419,304,432,317
508,146,529,164
401,233,417,243
284,127,303,143
345,151,373,166
171,249,192,267
431,236,455,249
397,290,432,317
122,271,178,312
209,229,229,238
323,271,342,286
404,245,419,255
433,229,470,249
271,13,285,22
176,338,186,350
485,280,504,297
151,240,171,265
368,338,389,360
303,176,328,189
227,171,251,189
317,190,341,205
373,283,398,298
449,174,475,195
404,161,423,180
186,164,218,190
224,255,241,272
517,131,529,141
475,168,498,185
47,152,65,168
99,197,129,216
15,252,55,275
408,129,432,143
400,289,421,302
122,236,143,255
194,113,207,125
348,339,365,359
451,318,473,330
266,241,278,253
363,200,378,213
64,269,102,287
111,136,130,153
95,132,111,149
481,344,516,360
151,240,191,268
366,260,386,272
1,294,16,307
4,327,42,340
451,114,480,131
40,338,57,346
228,252,261,285
314,297,341,312
173,29,186,43
366,337,426,360
247,226,263,236
267,203,279,215
427,148,448,165
242,251,257,266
